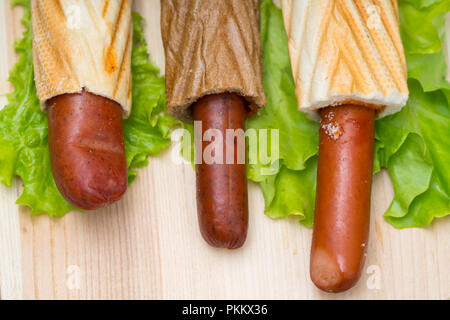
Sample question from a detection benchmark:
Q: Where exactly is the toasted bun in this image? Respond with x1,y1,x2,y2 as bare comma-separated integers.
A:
32,0,133,117
281,0,408,120
161,0,265,122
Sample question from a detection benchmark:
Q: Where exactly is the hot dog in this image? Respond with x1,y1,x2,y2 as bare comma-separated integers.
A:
193,93,248,249
161,0,265,248
47,91,128,210
310,105,375,292
32,0,133,209
280,1,409,292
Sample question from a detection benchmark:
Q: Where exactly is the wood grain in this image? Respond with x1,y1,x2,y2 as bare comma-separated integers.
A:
0,0,448,300
0,1,24,300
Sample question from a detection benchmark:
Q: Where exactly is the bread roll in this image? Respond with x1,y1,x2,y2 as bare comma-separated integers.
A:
281,0,408,120
32,0,133,117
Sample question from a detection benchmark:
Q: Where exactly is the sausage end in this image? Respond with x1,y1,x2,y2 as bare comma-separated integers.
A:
48,91,128,210
310,248,361,293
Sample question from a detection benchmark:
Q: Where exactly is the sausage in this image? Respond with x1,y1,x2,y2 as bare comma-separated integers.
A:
310,104,375,292
47,90,128,210
192,93,248,249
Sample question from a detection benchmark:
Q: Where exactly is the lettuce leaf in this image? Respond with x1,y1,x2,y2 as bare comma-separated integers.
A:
249,0,450,228
125,12,178,183
248,0,318,175
0,0,172,216
246,0,319,226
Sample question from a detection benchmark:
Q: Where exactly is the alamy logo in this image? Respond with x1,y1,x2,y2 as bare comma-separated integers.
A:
171,121,280,176
66,265,81,290
366,265,381,290
66,5,82,30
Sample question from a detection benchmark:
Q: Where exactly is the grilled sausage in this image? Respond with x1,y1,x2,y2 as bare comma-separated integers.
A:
47,90,128,210
192,93,248,249
310,104,375,292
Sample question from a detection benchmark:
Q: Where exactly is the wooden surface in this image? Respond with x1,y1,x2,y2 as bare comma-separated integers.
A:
0,0,449,300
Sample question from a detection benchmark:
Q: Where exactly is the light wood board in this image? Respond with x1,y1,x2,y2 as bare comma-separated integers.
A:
0,0,448,300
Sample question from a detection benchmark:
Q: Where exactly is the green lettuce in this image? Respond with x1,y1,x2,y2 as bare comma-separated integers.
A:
0,0,173,216
248,0,450,228
246,0,318,227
